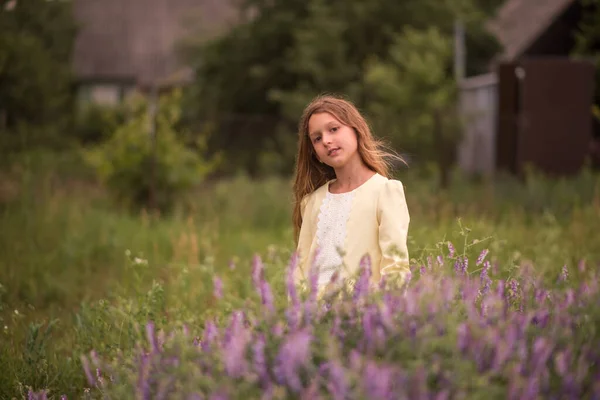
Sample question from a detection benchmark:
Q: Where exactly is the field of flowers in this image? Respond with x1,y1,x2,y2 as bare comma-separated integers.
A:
1,154,600,399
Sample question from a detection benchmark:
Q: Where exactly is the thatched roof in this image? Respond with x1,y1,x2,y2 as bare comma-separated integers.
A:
73,0,238,88
487,0,575,62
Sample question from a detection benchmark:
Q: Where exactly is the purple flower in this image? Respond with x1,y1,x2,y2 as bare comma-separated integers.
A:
454,256,468,275
28,390,48,400
532,337,553,371
480,261,492,296
146,322,160,353
272,321,284,337
456,323,470,353
81,355,96,386
436,255,444,266
260,279,275,314
213,276,223,299
447,241,455,258
253,334,269,385
322,361,347,400
201,320,219,351
301,378,321,400
137,352,151,400
559,264,569,282
222,313,250,378
476,249,489,266
362,305,376,351
363,361,394,399
252,255,264,294
274,329,313,392
353,255,372,302
554,350,570,377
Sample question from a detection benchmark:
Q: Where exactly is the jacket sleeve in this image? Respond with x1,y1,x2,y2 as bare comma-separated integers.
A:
376,179,411,284
294,194,312,285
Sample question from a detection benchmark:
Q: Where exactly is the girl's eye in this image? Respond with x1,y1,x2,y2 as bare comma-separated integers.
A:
313,136,321,143
331,127,338,132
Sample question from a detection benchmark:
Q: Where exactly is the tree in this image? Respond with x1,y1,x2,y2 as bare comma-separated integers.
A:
182,0,502,176
363,26,459,188
0,0,78,151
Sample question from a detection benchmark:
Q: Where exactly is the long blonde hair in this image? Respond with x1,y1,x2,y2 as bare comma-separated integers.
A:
292,94,405,242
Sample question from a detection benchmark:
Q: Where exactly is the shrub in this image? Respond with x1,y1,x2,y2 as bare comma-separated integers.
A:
84,89,218,212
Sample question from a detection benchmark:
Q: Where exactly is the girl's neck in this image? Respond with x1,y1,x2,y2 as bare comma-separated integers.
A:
330,162,375,193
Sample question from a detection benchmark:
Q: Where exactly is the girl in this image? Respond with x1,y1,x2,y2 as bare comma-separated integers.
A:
292,94,411,293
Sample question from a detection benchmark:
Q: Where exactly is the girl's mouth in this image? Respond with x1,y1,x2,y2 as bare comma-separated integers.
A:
328,148,340,156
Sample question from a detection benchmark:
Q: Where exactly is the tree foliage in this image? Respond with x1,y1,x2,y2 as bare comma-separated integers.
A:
183,0,502,176
0,0,77,150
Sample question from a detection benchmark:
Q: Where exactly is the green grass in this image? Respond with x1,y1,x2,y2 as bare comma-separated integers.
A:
0,152,599,398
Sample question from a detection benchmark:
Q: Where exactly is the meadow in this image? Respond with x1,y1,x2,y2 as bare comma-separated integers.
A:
1,151,600,399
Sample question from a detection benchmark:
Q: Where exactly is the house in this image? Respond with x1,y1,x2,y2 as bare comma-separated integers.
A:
72,0,238,106
457,0,598,177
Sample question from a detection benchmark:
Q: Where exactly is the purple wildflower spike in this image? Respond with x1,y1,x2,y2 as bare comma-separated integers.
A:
61,396,67,400
213,276,223,299
456,323,470,353
559,264,568,282
81,355,96,386
322,361,347,400
476,249,489,266
146,322,159,353
260,279,275,314
274,329,312,392
362,305,375,352
353,255,372,302
532,337,553,370
436,255,444,266
554,350,570,377
201,320,219,351
252,255,264,294
480,261,492,296
301,378,320,400
253,334,269,385
364,362,393,399
447,241,455,258
137,352,151,400
272,321,284,337
223,313,250,378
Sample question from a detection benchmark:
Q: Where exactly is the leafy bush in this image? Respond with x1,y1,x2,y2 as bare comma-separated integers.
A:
73,103,128,145
84,89,218,212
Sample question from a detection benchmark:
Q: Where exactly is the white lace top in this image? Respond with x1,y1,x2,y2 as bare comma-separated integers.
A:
314,190,355,287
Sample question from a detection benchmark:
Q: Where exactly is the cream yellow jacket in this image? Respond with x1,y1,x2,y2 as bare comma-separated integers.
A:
294,173,410,289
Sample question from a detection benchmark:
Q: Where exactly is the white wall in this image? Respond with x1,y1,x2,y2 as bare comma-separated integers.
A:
457,73,499,176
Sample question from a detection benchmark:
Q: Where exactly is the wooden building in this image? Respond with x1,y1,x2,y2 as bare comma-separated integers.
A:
458,0,597,177
72,0,237,105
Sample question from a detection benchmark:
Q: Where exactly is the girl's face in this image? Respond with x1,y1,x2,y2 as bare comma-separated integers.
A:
308,112,360,170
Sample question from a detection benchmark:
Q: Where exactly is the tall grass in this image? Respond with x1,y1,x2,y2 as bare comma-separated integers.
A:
0,151,599,398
